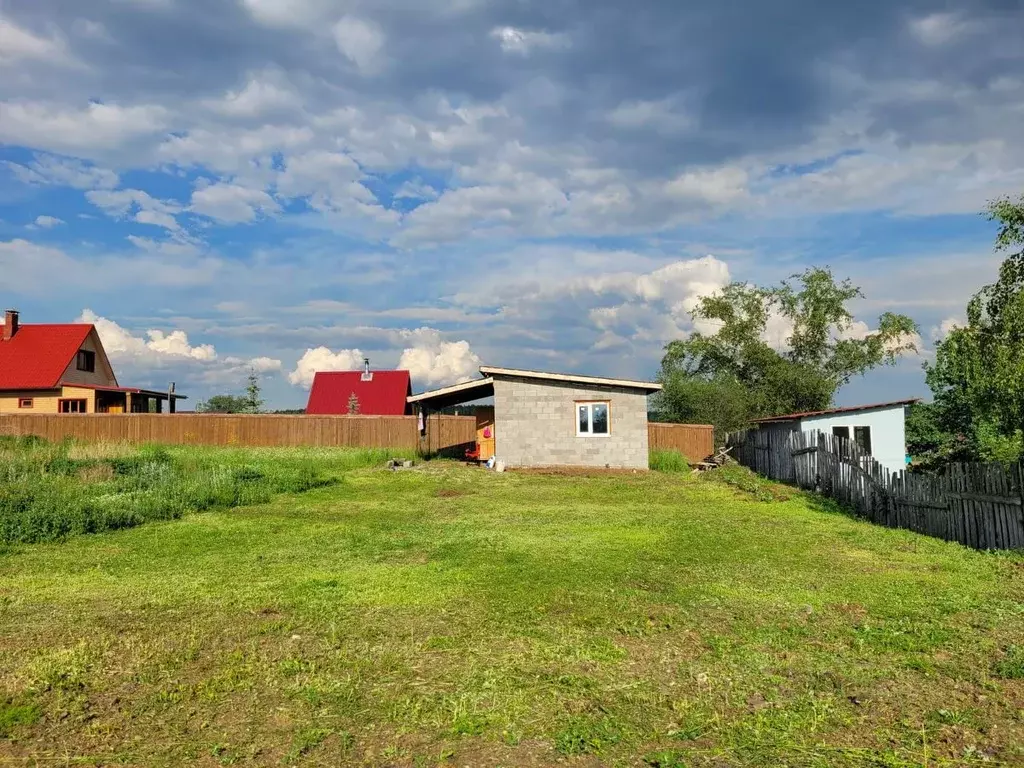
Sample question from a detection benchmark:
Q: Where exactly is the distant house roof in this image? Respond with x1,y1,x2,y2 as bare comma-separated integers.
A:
478,366,663,392
305,370,413,415
0,323,96,390
751,399,921,424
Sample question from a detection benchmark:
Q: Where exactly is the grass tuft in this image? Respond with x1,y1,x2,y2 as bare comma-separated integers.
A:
650,449,690,473
0,699,41,737
553,715,623,755
994,645,1024,679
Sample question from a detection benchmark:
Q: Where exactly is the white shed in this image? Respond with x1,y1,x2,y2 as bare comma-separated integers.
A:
751,399,919,474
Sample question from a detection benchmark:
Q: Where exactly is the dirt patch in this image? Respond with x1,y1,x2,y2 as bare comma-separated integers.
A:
436,488,469,498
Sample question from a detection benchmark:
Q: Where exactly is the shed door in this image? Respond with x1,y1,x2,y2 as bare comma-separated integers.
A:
476,407,495,460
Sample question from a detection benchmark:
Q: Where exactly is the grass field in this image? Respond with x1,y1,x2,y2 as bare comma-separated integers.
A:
1,445,1024,767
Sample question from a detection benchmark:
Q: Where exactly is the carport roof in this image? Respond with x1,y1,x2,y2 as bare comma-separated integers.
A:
407,377,494,409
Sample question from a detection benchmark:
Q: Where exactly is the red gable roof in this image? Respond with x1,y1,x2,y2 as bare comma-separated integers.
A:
0,324,94,390
305,370,413,415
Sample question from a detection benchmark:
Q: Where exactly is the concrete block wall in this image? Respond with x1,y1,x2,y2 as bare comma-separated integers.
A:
492,375,651,469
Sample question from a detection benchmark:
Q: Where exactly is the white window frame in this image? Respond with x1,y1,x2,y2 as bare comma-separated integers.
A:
576,401,611,437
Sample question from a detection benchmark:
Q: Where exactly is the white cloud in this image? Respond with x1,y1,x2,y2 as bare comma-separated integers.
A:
0,239,220,294
399,339,481,388
606,99,693,134
241,0,330,27
202,72,302,118
86,188,183,230
0,101,167,155
76,309,282,388
288,347,365,388
931,316,964,341
4,154,119,190
134,209,181,231
838,319,922,356
275,150,377,214
333,16,386,74
190,181,280,223
79,309,216,361
0,15,70,65
394,179,439,201
33,215,64,228
490,26,568,55
909,13,970,46
665,166,749,205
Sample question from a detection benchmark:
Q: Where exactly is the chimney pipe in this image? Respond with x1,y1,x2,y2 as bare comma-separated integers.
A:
3,309,19,341
361,357,373,382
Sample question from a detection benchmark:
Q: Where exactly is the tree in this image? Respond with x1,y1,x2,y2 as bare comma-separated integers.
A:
926,194,1024,463
656,267,919,437
242,369,264,414
196,394,248,414
347,392,360,415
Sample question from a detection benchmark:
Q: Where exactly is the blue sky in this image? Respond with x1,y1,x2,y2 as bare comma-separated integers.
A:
1,0,1022,409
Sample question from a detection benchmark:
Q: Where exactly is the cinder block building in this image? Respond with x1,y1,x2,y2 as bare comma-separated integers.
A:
408,366,662,470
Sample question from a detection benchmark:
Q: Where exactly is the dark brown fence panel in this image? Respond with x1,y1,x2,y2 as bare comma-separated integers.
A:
423,413,477,458
727,428,1024,551
648,423,715,463
0,413,474,453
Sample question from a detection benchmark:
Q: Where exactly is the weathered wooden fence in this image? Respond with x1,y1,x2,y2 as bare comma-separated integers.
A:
728,428,1024,550
648,422,715,463
0,413,477,454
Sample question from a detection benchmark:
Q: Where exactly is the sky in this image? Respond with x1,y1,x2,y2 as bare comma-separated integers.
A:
1,0,1023,410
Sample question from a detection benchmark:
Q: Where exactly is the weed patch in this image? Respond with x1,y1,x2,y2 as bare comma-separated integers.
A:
0,699,41,737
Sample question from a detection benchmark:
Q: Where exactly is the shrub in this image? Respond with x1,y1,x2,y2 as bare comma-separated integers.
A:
650,450,690,473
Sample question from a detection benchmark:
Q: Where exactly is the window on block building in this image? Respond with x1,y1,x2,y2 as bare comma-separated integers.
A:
18,398,33,409
576,402,610,436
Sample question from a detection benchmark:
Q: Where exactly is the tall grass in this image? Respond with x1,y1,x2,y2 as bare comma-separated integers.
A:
0,438,402,544
649,449,690,473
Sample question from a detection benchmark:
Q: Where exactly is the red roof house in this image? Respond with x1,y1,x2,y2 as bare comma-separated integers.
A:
0,309,186,414
305,368,413,415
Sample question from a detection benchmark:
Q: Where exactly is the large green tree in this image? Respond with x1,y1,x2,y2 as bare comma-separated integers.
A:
656,267,919,437
926,194,1024,463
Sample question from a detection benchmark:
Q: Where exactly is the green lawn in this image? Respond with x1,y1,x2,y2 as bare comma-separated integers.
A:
1,447,1023,766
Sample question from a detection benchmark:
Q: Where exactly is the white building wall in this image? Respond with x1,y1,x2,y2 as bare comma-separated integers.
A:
800,405,908,474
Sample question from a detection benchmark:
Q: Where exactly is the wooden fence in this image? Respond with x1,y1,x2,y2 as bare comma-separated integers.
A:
0,413,713,464
648,422,715,463
0,413,477,454
728,428,1024,550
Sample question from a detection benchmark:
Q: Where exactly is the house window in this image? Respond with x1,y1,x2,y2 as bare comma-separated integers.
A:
58,399,88,414
577,402,610,436
18,398,33,409
854,426,872,455
832,426,850,441
76,349,96,373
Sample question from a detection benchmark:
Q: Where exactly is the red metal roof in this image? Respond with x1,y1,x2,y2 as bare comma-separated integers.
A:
751,399,921,424
0,324,93,390
305,370,413,415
